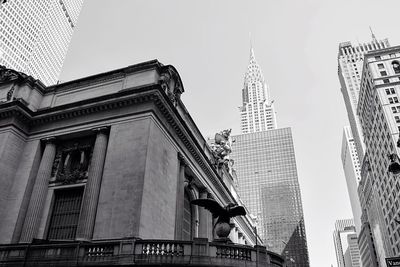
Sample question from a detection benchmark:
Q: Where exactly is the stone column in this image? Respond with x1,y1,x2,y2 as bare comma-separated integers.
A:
76,127,108,241
198,189,210,239
174,152,186,240
20,137,56,243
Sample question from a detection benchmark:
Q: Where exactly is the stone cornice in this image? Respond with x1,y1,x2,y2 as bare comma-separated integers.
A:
46,60,163,93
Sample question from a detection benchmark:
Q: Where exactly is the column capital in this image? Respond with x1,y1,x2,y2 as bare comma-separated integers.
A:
41,136,56,144
198,187,209,196
91,126,109,134
177,152,188,166
183,175,194,189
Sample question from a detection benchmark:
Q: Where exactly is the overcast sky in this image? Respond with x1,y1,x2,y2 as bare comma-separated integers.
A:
60,1,400,266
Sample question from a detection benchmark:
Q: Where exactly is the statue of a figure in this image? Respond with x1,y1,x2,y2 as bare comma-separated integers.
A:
191,198,246,242
210,129,235,169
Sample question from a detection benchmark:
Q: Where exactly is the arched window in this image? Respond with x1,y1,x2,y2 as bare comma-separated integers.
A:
182,190,193,240
392,60,400,74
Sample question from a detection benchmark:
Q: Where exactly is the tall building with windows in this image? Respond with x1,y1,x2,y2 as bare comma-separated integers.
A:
0,0,84,85
231,129,309,267
341,126,363,233
338,37,390,161
338,37,390,267
232,46,309,267
333,219,361,267
240,47,276,133
357,44,400,265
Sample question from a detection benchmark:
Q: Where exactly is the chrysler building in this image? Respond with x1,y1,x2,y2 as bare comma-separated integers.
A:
240,46,276,133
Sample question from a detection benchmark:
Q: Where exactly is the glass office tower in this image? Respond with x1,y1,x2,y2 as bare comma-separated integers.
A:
231,128,309,267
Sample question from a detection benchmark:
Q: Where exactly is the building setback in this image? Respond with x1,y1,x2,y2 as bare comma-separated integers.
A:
0,0,84,85
0,61,285,266
357,45,400,265
231,129,309,267
333,219,361,267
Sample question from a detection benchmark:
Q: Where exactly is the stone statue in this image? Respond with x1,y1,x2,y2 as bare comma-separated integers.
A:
191,198,246,241
210,129,235,169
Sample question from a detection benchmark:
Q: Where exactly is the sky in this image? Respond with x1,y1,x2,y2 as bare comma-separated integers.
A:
59,1,400,266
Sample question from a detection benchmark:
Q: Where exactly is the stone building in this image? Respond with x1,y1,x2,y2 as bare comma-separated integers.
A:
0,61,284,266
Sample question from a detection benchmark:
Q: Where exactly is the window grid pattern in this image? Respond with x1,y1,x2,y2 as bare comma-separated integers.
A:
231,128,309,267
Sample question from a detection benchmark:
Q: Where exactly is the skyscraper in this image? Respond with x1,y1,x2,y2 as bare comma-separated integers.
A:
338,36,390,267
357,44,400,265
240,47,276,133
0,0,84,85
341,126,362,233
338,37,390,160
333,219,361,267
232,47,309,267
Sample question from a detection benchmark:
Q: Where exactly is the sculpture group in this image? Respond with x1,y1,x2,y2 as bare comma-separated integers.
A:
210,129,235,170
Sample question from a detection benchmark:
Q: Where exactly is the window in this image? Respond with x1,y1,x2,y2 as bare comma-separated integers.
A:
381,71,388,76
384,79,390,84
47,187,84,240
375,56,382,60
387,89,391,95
395,116,400,123
182,191,193,241
378,63,385,69
391,88,396,94
392,107,397,113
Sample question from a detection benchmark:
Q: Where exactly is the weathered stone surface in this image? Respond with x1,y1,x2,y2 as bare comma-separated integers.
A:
93,118,152,239
6,140,41,243
0,129,26,243
139,119,178,239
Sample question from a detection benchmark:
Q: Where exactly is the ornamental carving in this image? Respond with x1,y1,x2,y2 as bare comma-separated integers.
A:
209,129,235,171
158,66,184,106
51,137,95,184
0,65,26,84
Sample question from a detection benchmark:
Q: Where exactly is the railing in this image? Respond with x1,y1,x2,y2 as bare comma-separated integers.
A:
0,238,284,266
138,240,186,256
214,243,252,260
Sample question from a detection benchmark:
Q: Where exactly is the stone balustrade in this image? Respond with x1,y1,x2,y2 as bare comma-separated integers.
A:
0,238,284,267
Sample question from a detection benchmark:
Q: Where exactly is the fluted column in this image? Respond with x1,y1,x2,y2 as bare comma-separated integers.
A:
198,189,210,238
76,127,108,241
20,137,56,243
174,152,186,240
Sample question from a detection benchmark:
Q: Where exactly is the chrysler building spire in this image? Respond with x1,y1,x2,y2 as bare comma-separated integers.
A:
240,45,276,133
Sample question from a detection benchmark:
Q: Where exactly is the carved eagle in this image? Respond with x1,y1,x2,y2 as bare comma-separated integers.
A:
191,199,246,224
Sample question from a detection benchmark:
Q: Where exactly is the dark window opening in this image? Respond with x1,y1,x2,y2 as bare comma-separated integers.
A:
47,187,84,240
182,191,193,241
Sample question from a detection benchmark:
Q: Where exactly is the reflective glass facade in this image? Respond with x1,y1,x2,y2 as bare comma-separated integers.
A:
231,128,309,267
